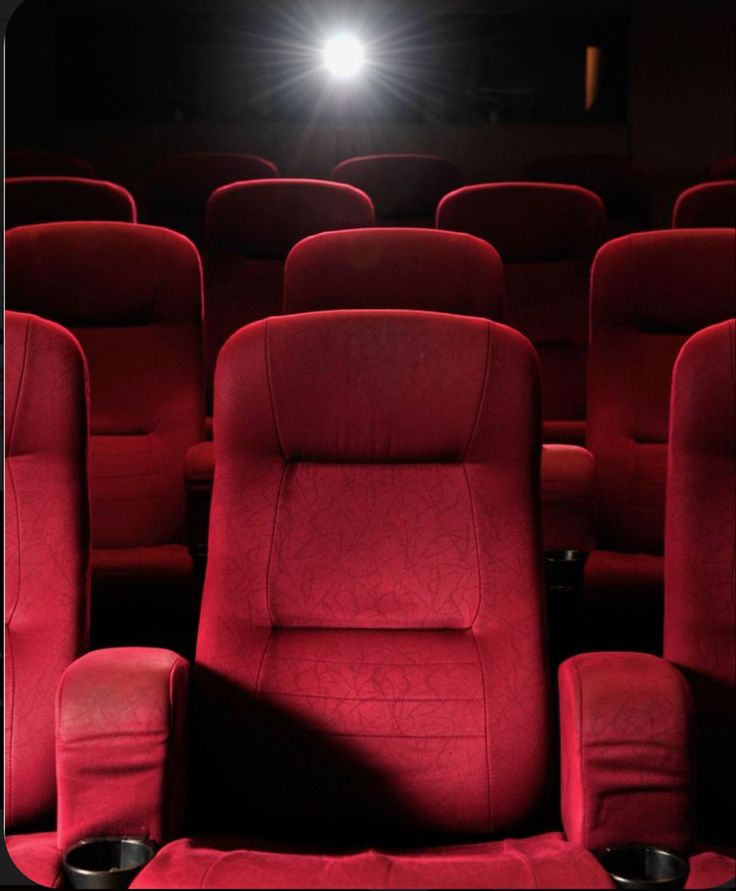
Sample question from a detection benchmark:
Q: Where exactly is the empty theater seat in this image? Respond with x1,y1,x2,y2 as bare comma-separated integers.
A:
283,228,505,317
665,319,736,844
707,155,736,180
332,154,464,227
582,229,735,654
5,177,137,229
145,152,279,246
5,149,96,178
203,178,374,406
437,182,606,445
5,222,205,654
4,311,89,888
672,180,736,228
523,154,652,236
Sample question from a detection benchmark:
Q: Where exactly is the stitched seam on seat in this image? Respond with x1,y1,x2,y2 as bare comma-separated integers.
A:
262,691,482,703
265,320,287,461
574,659,589,849
254,630,273,699
199,850,231,889
264,655,477,666
503,841,540,889
463,322,492,461
6,318,32,631
471,632,493,834
464,464,484,629
264,465,288,627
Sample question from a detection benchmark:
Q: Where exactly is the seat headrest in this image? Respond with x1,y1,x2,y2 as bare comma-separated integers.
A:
592,229,736,332
284,228,504,319
437,183,606,261
217,309,537,463
672,181,736,229
5,177,137,229
205,179,375,260
147,153,279,212
332,154,464,219
5,222,202,327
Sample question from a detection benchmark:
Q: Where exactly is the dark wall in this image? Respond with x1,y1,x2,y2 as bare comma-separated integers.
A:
5,0,735,225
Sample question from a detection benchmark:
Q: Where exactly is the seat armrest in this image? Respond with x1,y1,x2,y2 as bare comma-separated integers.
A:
542,444,597,553
56,647,189,852
185,441,214,562
185,440,214,489
559,652,693,854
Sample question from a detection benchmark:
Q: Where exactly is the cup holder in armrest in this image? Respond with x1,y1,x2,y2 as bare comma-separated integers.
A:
63,838,155,890
598,846,689,891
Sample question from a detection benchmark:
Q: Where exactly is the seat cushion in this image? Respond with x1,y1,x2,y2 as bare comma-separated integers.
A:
131,833,614,889
90,545,196,654
5,832,62,888
582,551,664,653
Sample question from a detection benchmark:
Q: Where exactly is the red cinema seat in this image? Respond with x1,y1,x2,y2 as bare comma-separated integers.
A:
332,154,464,227
5,222,205,654
126,310,608,887
665,319,736,844
523,154,652,237
203,178,374,407
5,149,96,178
4,311,89,887
284,228,504,318
672,181,736,229
5,177,137,230
583,230,736,653
707,155,736,180
437,183,606,445
145,152,279,247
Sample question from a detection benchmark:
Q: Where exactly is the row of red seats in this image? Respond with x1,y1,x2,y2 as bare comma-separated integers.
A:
5,223,734,660
5,306,734,887
6,175,735,439
7,150,735,237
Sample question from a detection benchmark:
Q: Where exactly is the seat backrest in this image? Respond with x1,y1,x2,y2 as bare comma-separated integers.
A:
5,311,89,832
332,154,464,226
195,310,547,843
5,223,204,550
587,229,735,555
708,155,736,180
203,179,374,406
5,149,96,178
523,154,652,236
664,319,736,840
283,228,504,318
5,177,137,230
672,181,736,229
145,152,279,246
437,183,605,429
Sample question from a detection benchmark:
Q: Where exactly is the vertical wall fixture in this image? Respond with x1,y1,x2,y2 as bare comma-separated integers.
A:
585,45,601,111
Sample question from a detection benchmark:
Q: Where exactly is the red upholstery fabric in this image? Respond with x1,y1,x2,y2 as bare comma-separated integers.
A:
523,154,653,236
686,851,736,888
145,152,279,246
437,183,605,439
195,310,547,842
542,419,586,446
332,154,464,226
708,155,736,180
203,179,374,406
283,228,505,318
672,181,736,228
4,312,89,833
559,652,693,853
541,445,596,553
5,177,136,230
584,229,735,651
131,833,613,889
5,149,95,178
4,832,62,888
56,647,189,852
5,223,205,648
664,320,736,842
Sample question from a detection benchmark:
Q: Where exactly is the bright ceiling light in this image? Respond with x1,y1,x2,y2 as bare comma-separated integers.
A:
323,34,365,79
